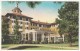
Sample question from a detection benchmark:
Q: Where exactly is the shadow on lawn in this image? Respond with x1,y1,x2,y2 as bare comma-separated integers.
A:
8,46,40,50
72,45,78,47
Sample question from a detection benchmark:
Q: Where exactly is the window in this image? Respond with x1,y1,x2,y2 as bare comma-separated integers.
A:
12,16,15,19
23,34,25,40
19,26,22,29
42,25,43,27
26,22,28,25
8,16,10,19
33,24,34,26
53,25,55,27
21,22,22,24
27,27,28,29
12,20,14,23
35,24,37,26
26,18,28,21
20,17,22,20
17,17,19,20
16,10,17,13
39,24,41,27
14,21,15,23
26,34,28,40
31,28,32,30
17,10,19,13
12,26,14,28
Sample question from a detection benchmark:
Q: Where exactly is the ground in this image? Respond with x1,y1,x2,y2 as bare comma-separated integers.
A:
2,43,78,50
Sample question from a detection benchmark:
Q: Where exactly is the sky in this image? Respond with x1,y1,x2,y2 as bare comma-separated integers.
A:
2,1,64,23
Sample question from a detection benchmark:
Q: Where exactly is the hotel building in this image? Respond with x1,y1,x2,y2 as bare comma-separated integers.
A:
2,7,64,43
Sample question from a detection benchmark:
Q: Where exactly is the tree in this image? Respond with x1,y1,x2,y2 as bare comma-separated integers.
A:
2,16,10,44
9,1,41,8
50,26,59,34
13,17,21,44
56,2,78,46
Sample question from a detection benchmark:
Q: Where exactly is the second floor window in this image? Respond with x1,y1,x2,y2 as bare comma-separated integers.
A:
21,22,22,24
26,22,28,25
12,16,15,19
19,26,22,29
26,18,28,21
12,20,14,23
26,27,28,29
20,17,22,20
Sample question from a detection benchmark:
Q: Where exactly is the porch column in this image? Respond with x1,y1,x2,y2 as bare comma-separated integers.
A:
28,33,30,40
62,35,64,42
25,34,26,41
35,32,37,41
48,34,51,42
54,37,56,43
33,32,36,41
21,34,23,40
41,33,44,42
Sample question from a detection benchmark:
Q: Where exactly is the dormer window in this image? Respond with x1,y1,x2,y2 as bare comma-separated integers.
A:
16,10,17,13
17,10,19,13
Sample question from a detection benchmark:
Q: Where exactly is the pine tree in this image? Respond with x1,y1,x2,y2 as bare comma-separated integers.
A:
56,2,78,46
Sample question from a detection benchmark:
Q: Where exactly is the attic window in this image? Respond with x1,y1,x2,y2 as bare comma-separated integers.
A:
16,10,17,13
17,10,20,13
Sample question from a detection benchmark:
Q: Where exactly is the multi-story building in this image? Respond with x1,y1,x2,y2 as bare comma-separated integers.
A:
2,7,64,43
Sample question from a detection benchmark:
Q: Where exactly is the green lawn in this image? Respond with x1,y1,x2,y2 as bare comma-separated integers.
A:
2,44,78,50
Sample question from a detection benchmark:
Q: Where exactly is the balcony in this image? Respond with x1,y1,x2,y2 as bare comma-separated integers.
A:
19,23,23,26
19,29,23,31
30,26,39,29
23,21,29,23
40,27,51,31
18,20,22,22
30,26,51,31
25,25,28,27
12,23,15,26
11,18,15,21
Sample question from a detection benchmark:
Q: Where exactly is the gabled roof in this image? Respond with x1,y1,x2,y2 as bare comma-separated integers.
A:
5,13,33,19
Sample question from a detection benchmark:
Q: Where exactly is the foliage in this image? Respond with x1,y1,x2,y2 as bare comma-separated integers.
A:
2,16,10,44
13,17,21,44
56,2,79,46
50,26,59,34
9,1,41,8
26,1,41,8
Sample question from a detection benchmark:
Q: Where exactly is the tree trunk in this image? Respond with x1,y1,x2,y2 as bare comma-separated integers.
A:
68,33,72,47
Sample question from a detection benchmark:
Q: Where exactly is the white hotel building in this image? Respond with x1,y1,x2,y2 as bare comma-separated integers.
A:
2,7,64,44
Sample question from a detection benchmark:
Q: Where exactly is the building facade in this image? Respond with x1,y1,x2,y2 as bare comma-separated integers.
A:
2,7,64,44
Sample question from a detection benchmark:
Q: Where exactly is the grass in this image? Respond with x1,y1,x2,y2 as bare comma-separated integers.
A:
2,43,79,50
